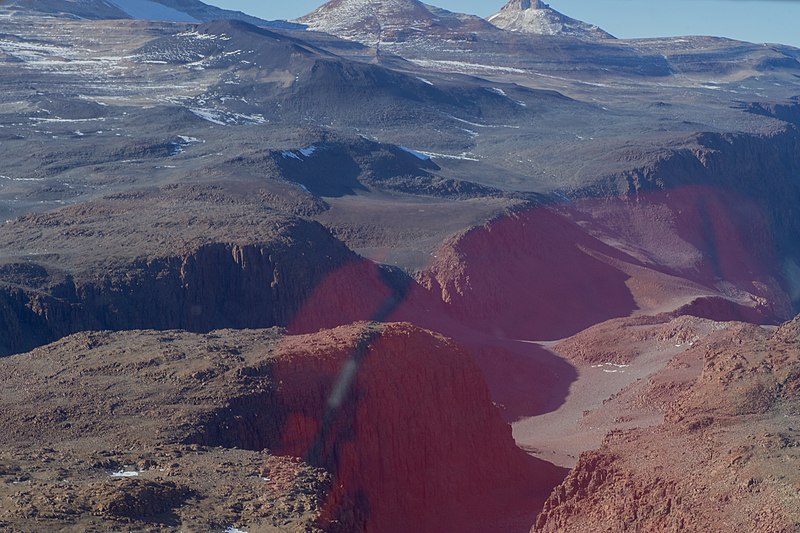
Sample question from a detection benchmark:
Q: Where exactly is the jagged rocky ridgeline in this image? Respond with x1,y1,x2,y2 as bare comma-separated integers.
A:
4,0,615,41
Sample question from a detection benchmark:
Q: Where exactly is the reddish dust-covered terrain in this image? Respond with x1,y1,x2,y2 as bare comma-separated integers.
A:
0,0,799,531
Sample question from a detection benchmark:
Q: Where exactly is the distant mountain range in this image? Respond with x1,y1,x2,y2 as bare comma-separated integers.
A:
5,0,615,41
297,0,498,44
297,0,614,42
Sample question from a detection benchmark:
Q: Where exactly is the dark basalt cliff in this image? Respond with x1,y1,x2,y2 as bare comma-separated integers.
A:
0,237,400,357
0,192,407,356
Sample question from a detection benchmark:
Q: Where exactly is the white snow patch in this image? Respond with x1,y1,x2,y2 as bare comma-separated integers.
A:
444,114,519,129
234,113,267,124
418,151,480,162
0,175,44,182
490,87,507,96
416,76,434,86
299,146,318,157
225,528,248,533
188,108,226,125
110,471,140,478
281,146,319,160
591,363,630,374
178,136,203,144
409,59,526,75
178,31,232,41
30,117,105,124
398,146,431,160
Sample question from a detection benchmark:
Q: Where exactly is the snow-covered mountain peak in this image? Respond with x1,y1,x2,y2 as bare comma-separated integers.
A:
488,0,613,40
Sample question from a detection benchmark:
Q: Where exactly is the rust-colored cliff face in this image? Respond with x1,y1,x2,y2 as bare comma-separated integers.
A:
418,207,640,341
0,323,567,531
4,127,800,355
419,177,797,342
579,128,800,311
193,323,566,532
416,127,800,343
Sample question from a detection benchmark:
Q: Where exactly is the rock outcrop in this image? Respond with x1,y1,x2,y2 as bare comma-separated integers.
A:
534,316,800,532
418,206,639,340
488,0,614,40
0,323,566,532
415,125,800,345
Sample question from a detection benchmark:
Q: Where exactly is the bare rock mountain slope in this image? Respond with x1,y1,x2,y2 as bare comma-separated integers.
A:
296,0,497,44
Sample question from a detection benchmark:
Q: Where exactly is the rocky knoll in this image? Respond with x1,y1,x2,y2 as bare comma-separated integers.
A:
418,206,641,340
0,322,565,532
534,316,800,532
